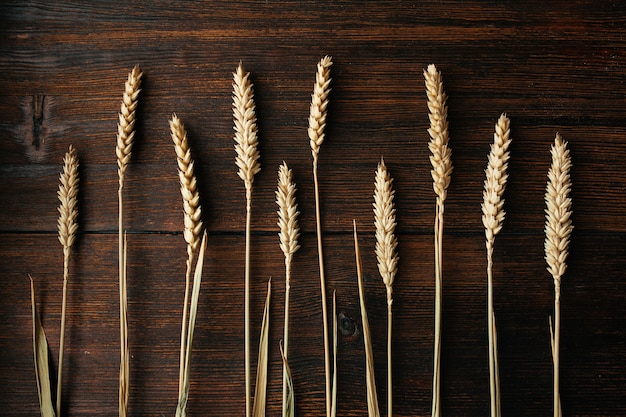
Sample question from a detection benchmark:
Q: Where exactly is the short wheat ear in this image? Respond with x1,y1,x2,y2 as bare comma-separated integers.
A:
233,61,261,417
481,113,511,417
169,114,203,412
276,161,300,417
373,158,398,417
544,133,572,417
308,55,333,417
115,64,142,417
56,145,79,417
424,64,452,417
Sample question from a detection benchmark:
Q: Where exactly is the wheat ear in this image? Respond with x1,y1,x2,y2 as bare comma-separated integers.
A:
545,133,572,417
307,55,333,417
276,162,300,416
170,114,203,399
115,64,142,417
233,61,261,417
55,145,79,417
481,113,511,417
424,64,452,417
373,157,398,417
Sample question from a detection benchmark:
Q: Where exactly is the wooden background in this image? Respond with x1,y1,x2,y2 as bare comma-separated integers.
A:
1,1,625,416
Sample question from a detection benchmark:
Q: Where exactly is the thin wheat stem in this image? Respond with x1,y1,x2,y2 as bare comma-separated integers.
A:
56,145,78,417
308,55,333,417
233,62,261,417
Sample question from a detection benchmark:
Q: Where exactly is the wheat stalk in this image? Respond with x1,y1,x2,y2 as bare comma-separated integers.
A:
308,55,333,417
424,64,452,417
481,113,511,417
170,114,203,401
233,61,261,417
545,133,572,417
373,158,398,417
276,162,300,416
55,145,79,417
115,64,142,417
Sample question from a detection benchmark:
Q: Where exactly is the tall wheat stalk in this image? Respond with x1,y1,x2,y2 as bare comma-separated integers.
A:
544,133,572,417
233,61,261,417
373,158,398,417
276,162,300,417
169,114,204,406
424,64,452,417
115,64,142,417
481,113,511,417
308,55,333,417
55,145,79,417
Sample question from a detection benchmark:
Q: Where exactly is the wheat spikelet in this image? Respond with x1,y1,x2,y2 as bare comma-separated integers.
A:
545,133,573,288
482,113,511,417
169,114,204,402
170,114,203,257
373,157,398,417
482,113,511,247
116,65,143,184
56,144,79,417
424,64,453,201
374,158,398,299
308,56,333,159
276,161,300,417
277,162,301,259
233,62,261,190
424,64,452,417
233,61,261,417
545,133,572,417
57,145,79,252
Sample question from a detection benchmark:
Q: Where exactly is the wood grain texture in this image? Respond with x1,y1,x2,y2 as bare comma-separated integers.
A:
1,1,625,416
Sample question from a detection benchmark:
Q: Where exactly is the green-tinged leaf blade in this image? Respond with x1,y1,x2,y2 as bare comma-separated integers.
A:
252,279,271,417
353,222,381,417
279,341,295,417
176,232,207,417
30,277,56,417
330,290,338,417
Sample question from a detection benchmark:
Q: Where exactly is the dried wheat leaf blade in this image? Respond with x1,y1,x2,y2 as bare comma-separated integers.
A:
176,232,207,417
279,342,295,417
354,221,381,417
252,279,272,417
30,277,56,417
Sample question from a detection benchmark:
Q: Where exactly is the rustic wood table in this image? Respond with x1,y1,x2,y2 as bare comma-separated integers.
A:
1,2,625,416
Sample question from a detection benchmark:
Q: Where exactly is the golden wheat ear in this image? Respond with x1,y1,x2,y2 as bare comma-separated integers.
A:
169,114,204,411
233,61,261,417
276,161,300,417
308,55,333,417
424,63,452,417
544,133,572,417
481,113,511,417
115,64,142,417
56,144,79,417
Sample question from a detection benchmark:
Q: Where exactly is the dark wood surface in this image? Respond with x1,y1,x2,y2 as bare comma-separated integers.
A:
1,1,625,416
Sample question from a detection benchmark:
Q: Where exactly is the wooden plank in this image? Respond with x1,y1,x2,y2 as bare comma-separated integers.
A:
1,232,624,416
1,1,626,416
